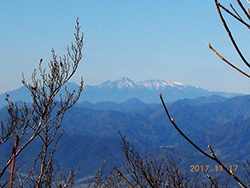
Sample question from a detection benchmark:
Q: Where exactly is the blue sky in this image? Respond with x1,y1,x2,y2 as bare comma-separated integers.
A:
1,0,250,94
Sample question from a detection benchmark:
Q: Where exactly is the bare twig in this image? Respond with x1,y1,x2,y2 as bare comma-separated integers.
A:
87,156,110,188
237,0,250,20
216,2,250,28
159,93,213,160
230,3,243,21
215,0,250,68
114,168,134,188
118,132,197,187
204,171,218,188
9,135,19,188
208,43,250,79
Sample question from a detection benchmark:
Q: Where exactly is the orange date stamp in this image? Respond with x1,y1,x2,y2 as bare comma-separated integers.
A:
190,165,238,172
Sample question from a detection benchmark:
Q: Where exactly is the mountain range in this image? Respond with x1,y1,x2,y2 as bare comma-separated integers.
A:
0,77,241,108
59,95,250,187
1,94,250,186
0,77,248,186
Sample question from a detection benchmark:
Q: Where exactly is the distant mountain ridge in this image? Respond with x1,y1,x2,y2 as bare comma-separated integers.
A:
99,77,186,90
0,92,250,185
0,77,241,108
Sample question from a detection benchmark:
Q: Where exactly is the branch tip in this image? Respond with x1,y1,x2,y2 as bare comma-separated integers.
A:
208,145,215,158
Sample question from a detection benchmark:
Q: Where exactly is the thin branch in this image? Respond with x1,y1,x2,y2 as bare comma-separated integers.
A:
230,3,243,21
159,93,214,160
208,43,250,79
114,168,134,188
9,135,19,188
87,156,110,188
215,0,250,69
237,0,250,21
204,171,218,188
217,2,250,28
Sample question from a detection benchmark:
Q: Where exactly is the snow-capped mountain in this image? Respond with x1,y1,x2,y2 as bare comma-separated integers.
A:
0,77,240,107
97,77,186,90
98,77,137,89
137,79,186,90
80,77,240,103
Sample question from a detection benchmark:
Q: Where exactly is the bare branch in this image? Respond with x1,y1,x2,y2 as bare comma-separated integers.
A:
114,168,134,188
0,18,84,187
215,0,250,69
159,93,214,160
217,2,250,28
230,3,243,21
237,0,250,20
208,43,250,79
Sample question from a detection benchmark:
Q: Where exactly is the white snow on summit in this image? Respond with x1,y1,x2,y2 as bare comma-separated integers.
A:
137,80,171,90
99,77,188,90
136,79,186,90
114,77,136,89
173,82,185,86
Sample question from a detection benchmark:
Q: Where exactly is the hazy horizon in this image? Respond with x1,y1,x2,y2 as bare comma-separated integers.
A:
0,77,246,96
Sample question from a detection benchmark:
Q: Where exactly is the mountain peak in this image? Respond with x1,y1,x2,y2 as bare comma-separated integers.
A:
98,77,186,90
114,77,136,89
0,77,241,107
138,79,185,90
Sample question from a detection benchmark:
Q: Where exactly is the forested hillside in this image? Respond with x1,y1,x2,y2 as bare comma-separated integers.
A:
1,95,249,186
